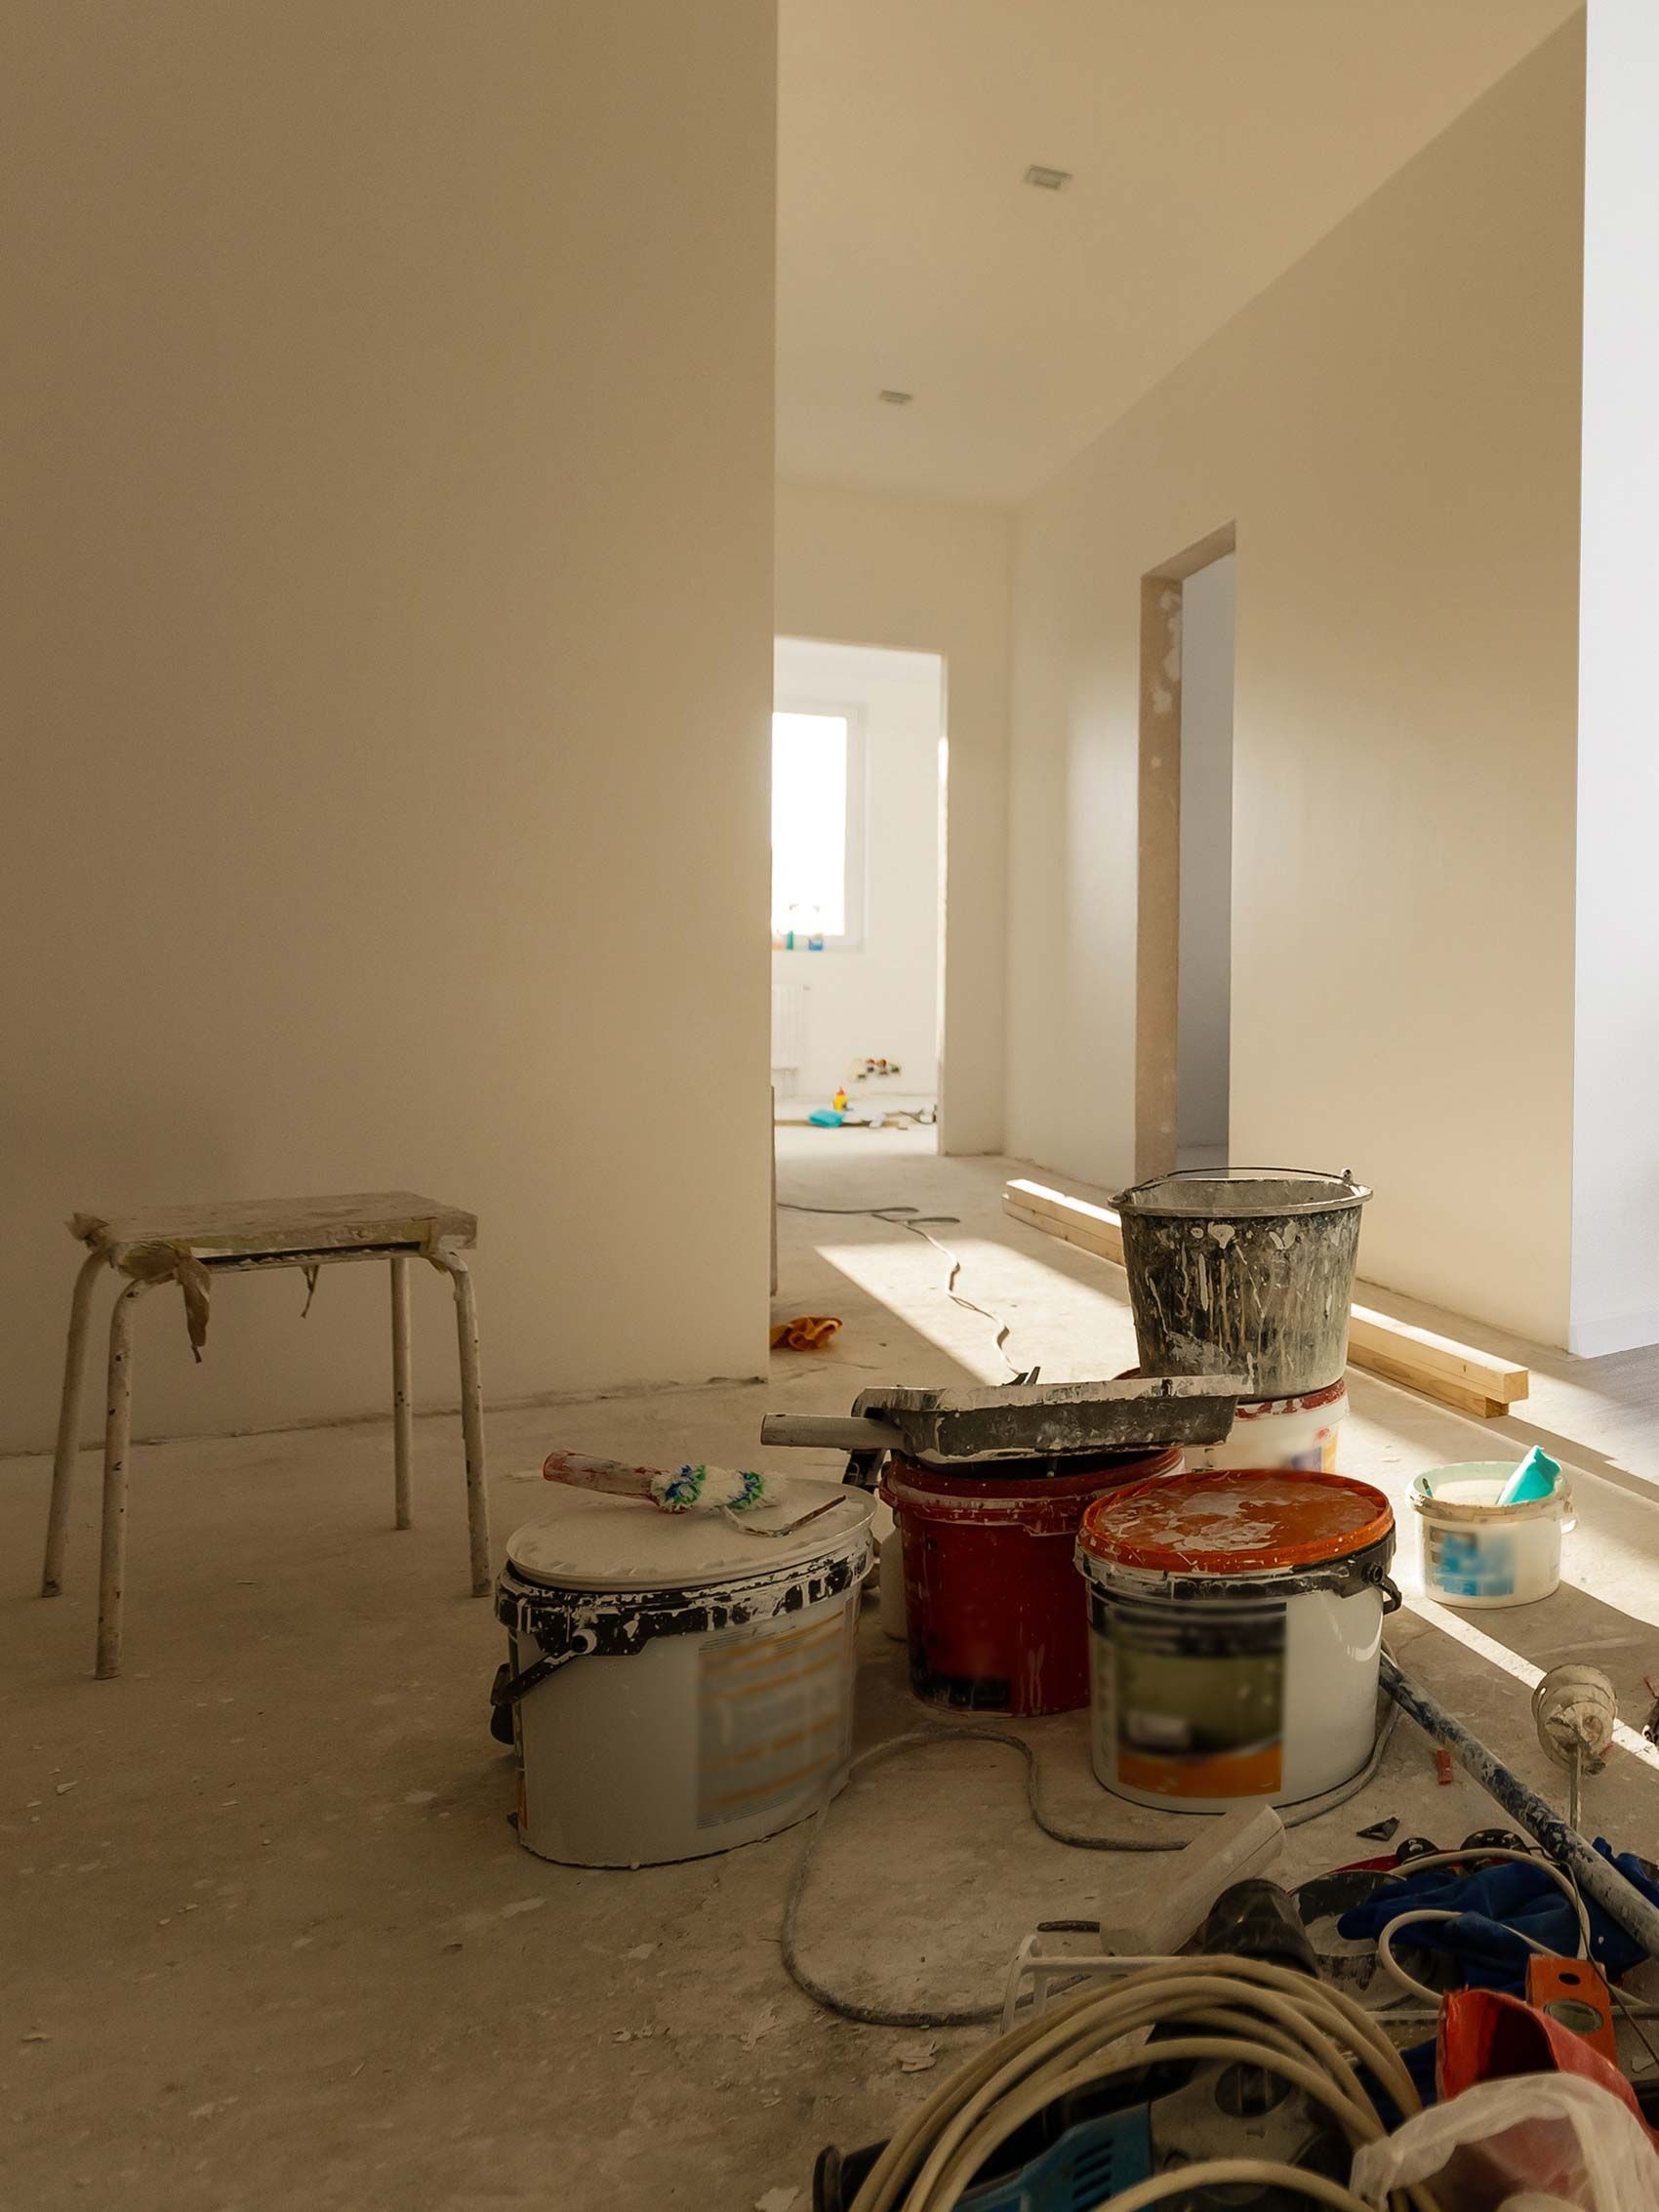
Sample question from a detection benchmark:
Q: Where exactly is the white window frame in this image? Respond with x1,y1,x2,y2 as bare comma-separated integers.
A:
771,698,868,951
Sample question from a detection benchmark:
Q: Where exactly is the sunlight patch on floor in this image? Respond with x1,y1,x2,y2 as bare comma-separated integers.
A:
814,1235,1137,1386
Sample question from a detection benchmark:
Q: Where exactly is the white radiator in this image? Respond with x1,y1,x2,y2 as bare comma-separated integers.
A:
770,983,809,1097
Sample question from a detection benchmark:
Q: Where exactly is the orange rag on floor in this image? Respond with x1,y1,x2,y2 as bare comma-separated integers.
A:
769,1315,843,1351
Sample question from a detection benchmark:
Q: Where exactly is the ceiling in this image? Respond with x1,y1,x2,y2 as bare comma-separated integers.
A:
776,0,1581,507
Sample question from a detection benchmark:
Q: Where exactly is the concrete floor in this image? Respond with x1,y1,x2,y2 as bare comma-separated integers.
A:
7,1127,1659,2209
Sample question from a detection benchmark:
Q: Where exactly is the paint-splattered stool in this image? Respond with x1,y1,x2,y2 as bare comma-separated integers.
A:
40,1192,488,1679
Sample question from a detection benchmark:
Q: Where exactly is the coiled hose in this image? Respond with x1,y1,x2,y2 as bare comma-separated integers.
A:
847,1953,1440,2212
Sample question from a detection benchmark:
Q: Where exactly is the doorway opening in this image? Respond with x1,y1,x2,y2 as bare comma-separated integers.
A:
770,636,945,1146
1176,553,1234,1168
1135,524,1236,1179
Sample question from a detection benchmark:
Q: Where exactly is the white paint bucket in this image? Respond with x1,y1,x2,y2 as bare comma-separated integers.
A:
1185,1379,1348,1474
1075,1470,1396,1813
495,1479,874,1866
1411,1461,1571,1610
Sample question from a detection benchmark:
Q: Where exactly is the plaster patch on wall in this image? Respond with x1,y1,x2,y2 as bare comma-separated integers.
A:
1160,590,1183,689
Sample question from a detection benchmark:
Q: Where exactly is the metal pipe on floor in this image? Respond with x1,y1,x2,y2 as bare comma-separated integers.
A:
1380,1650,1659,1959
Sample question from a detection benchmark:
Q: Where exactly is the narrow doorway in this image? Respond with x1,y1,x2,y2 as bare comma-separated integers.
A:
770,636,945,1145
1134,522,1236,1180
1175,553,1234,1168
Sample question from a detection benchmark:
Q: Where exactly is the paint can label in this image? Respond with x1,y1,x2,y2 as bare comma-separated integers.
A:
1097,1596,1286,1799
695,1605,856,1829
1427,1527,1515,1600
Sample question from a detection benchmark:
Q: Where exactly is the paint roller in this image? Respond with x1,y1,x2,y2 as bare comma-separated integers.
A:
542,1449,783,1515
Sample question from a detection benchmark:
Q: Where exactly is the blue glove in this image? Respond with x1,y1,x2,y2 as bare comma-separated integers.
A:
1335,1841,1659,1995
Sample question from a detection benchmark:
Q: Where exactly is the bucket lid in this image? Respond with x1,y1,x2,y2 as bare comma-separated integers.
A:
504,1477,873,1594
1078,1469,1393,1574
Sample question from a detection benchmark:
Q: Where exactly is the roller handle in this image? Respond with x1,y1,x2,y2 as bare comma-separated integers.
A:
542,1451,662,1500
759,1413,906,1453
541,1450,777,1514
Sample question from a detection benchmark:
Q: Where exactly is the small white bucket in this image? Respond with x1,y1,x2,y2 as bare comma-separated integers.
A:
1412,1461,1572,1610
495,1479,874,1866
1185,1379,1349,1475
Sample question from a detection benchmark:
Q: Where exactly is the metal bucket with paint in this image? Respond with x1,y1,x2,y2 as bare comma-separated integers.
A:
881,1446,1184,1716
1112,1168,1371,1397
493,1479,874,1866
1411,1461,1572,1610
1076,1469,1396,1812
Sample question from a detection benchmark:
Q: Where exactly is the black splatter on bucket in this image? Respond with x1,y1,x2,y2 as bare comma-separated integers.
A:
1113,1168,1371,1398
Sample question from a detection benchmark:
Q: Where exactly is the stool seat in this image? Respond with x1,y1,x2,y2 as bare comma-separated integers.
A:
71,1190,475,1266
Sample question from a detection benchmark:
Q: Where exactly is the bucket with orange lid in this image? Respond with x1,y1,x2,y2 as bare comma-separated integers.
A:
1075,1469,1399,1813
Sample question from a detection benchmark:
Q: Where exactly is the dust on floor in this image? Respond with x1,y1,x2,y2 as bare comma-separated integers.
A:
5,1127,1659,2209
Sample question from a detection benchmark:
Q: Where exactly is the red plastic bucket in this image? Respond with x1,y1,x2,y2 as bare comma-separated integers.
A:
880,1446,1184,1716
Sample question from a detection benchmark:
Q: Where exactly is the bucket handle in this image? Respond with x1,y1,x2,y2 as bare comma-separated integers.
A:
1363,1563,1402,1615
490,1629,598,1710
1111,1166,1370,1210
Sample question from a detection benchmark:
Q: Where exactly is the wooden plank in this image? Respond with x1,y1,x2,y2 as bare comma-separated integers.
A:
1003,1195,1123,1268
1348,1343,1509,1420
1348,1306,1527,1404
1002,1175,1530,1418
1004,1178,1124,1262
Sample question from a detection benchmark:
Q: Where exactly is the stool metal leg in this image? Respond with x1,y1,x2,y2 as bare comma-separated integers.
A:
42,1250,106,1596
434,1252,489,1595
390,1256,414,1530
97,1278,155,1680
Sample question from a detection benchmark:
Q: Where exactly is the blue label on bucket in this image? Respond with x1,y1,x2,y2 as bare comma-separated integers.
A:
1429,1528,1515,1600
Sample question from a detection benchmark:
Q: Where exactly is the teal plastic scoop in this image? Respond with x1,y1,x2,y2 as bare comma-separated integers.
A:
1497,1445,1559,1505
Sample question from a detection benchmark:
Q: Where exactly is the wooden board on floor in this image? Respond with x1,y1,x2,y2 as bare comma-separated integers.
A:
1347,1306,1526,1405
1003,1196,1122,1270
1345,1342,1511,1420
1003,1177,1529,1417
1004,1179,1124,1262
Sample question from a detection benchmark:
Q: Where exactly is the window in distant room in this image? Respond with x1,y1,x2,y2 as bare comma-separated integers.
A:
770,709,863,945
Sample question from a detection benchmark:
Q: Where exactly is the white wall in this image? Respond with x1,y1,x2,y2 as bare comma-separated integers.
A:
772,639,942,1103
1007,23,1585,1343
775,482,1011,1154
1176,553,1235,1162
1570,0,1659,1354
0,2,776,1449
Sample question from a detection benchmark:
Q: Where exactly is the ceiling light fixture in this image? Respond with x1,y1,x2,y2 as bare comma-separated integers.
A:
877,389,913,406
1025,164,1072,191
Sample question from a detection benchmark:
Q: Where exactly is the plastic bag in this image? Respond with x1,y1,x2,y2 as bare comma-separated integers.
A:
1350,2073,1659,2210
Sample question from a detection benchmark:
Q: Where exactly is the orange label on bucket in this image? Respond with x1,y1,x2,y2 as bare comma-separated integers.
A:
1100,1596,1285,1800
695,1609,855,1828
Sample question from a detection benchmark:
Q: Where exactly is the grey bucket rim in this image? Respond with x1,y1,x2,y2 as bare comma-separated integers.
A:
1112,1167,1373,1221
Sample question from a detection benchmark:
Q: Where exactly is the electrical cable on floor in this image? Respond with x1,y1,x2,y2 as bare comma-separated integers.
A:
776,1201,1024,1377
1336,1842,1659,2069
782,1708,1402,2030
1557,1857,1659,2069
844,1952,1443,2212
1367,1847,1592,2008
